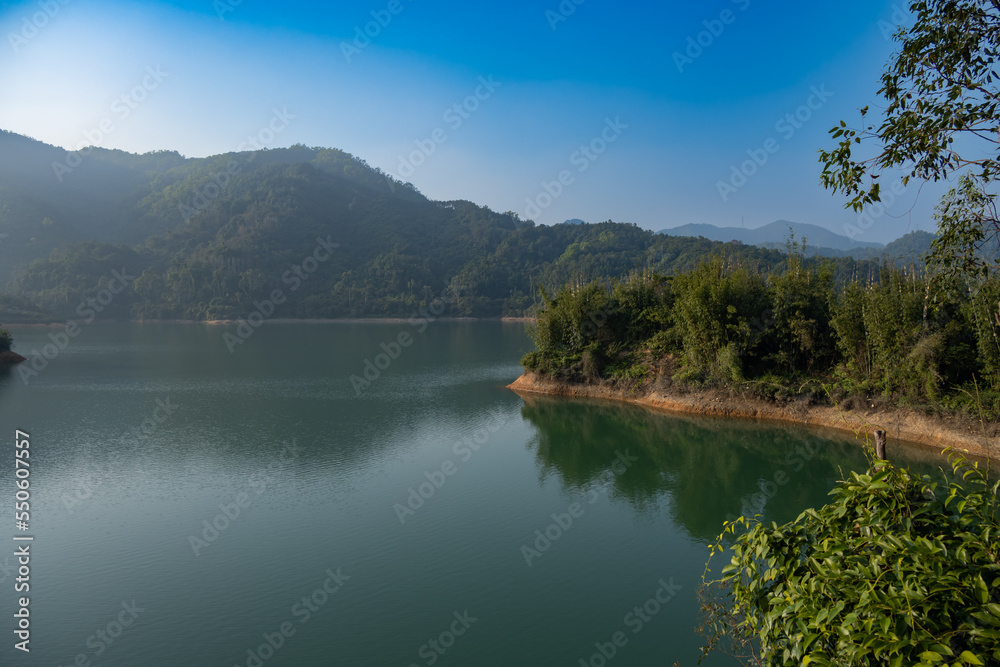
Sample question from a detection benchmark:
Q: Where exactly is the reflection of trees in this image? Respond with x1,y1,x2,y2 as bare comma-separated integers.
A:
0,364,17,397
518,394,943,543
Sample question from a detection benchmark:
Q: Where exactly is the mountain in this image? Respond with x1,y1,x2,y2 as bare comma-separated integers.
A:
865,230,936,264
2,130,819,321
661,220,883,253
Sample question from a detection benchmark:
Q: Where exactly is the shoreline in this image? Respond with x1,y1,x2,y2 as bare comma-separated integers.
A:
507,372,998,461
0,350,26,364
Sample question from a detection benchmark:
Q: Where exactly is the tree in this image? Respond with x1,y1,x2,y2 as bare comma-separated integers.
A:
819,0,1000,275
932,174,999,282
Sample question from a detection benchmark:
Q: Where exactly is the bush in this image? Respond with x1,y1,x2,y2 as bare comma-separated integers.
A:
700,452,1000,667
0,328,12,352
581,343,605,379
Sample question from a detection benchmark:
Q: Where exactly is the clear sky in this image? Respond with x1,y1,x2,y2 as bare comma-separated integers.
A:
0,0,951,243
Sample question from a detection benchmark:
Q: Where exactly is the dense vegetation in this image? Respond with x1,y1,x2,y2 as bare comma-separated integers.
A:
687,1,1000,664
6,214,798,321
522,247,1000,418
0,130,935,323
701,452,1000,666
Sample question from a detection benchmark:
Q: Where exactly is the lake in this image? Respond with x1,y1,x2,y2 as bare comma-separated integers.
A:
0,321,945,666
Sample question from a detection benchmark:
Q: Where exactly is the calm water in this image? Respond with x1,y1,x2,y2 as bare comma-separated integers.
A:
0,322,945,666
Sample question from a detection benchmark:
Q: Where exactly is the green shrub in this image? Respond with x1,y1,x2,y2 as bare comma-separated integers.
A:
701,453,1000,666
580,343,605,379
521,350,542,372
606,360,647,382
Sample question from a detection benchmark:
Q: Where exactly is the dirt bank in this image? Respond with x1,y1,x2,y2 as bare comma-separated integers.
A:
0,350,26,364
508,372,998,461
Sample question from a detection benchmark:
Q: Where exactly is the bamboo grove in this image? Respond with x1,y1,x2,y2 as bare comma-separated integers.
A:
522,249,1000,418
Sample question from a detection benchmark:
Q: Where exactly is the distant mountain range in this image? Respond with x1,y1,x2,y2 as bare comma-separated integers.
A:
659,220,938,263
661,221,883,252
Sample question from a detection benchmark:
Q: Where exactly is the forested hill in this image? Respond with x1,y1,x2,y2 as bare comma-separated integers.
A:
0,130,924,321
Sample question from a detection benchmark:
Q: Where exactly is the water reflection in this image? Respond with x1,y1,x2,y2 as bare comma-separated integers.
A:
518,394,946,542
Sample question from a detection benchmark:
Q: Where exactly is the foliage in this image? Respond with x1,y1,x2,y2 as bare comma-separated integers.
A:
700,452,1000,667
698,13,1000,658
0,327,12,352
930,175,1000,283
967,278,1000,387
830,266,962,399
820,0,1000,288
524,254,1000,423
765,238,838,375
819,0,1000,212
671,261,770,382
524,275,673,379
0,131,935,322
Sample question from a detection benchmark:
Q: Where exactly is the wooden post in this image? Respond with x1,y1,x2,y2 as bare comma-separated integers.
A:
874,430,887,462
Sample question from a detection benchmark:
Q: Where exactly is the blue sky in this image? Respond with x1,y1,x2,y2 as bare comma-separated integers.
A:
0,0,947,243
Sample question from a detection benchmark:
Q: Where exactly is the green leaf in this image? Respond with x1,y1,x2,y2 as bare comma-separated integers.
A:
959,651,985,665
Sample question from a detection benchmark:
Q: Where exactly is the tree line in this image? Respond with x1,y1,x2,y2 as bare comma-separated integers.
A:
523,247,1000,418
